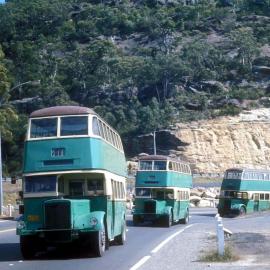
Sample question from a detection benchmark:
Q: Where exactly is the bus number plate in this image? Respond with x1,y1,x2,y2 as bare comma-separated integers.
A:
51,148,65,157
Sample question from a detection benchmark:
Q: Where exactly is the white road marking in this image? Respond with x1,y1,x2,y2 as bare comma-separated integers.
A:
130,256,151,270
0,220,9,223
9,264,14,266
0,228,16,233
151,224,194,254
129,224,194,270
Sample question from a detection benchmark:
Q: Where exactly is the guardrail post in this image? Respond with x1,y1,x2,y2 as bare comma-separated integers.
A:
7,204,12,217
215,214,225,256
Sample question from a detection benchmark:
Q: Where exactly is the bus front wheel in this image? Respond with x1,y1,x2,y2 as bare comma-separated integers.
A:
20,235,38,260
93,229,106,257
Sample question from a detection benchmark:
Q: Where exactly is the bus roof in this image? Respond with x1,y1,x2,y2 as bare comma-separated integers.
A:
226,168,270,173
139,155,188,164
30,106,97,118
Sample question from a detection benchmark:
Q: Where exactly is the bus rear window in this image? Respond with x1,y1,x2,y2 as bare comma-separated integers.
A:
30,118,57,138
60,116,88,136
25,175,57,193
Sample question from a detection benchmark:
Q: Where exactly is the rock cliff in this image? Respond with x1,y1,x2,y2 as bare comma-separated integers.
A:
174,109,270,173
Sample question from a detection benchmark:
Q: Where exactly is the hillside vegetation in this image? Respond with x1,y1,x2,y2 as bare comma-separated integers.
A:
0,0,269,175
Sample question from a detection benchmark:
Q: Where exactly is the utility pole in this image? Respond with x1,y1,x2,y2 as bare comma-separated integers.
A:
153,130,156,155
0,132,3,216
0,79,40,216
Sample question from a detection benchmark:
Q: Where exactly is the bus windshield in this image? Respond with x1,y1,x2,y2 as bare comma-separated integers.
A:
135,188,174,199
221,190,248,199
136,188,151,197
224,171,242,180
30,118,57,138
139,161,152,170
25,175,57,193
139,161,167,170
60,116,88,136
153,161,167,170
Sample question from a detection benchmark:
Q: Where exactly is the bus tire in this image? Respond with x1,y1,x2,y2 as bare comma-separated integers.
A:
239,206,246,216
165,212,173,227
133,215,140,226
93,229,106,257
20,235,38,260
180,210,189,224
115,221,126,245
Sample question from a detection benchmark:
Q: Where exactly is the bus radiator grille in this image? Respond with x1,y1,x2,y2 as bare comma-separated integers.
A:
144,201,156,214
224,199,231,210
45,202,71,229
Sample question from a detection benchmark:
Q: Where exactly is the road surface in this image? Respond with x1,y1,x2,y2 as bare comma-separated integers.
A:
0,208,269,270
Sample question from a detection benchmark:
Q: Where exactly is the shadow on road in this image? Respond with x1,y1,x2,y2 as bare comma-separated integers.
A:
0,242,104,261
193,213,217,218
126,219,185,228
0,243,22,261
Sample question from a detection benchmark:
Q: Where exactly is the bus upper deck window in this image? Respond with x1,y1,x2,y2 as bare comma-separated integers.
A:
61,116,88,136
92,117,100,136
30,118,57,138
153,161,166,171
139,161,152,170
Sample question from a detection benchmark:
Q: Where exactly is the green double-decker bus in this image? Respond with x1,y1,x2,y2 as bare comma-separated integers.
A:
133,155,192,227
218,168,270,216
17,106,127,258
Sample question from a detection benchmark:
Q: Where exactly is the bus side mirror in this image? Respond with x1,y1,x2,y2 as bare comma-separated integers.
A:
19,205,24,214
18,191,23,199
11,176,17,184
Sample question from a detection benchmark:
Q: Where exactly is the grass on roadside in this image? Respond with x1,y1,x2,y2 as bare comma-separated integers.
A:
200,246,239,262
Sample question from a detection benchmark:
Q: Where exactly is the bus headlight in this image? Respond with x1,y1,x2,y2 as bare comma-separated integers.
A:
89,217,98,226
17,220,26,230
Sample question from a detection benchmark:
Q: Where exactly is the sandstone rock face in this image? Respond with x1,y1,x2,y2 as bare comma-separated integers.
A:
174,109,270,173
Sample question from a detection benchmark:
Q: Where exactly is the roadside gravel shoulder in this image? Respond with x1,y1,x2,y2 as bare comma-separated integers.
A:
140,217,270,270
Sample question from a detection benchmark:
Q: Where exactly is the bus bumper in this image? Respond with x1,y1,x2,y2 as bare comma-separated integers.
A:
133,213,167,222
17,227,99,243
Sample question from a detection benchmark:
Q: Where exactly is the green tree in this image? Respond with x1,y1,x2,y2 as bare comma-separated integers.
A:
0,45,17,140
230,27,259,70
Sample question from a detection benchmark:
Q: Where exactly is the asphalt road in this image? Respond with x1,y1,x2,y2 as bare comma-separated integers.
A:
0,208,269,270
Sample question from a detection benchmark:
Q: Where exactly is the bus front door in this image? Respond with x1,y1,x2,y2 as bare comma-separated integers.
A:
111,180,116,237
253,193,259,212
